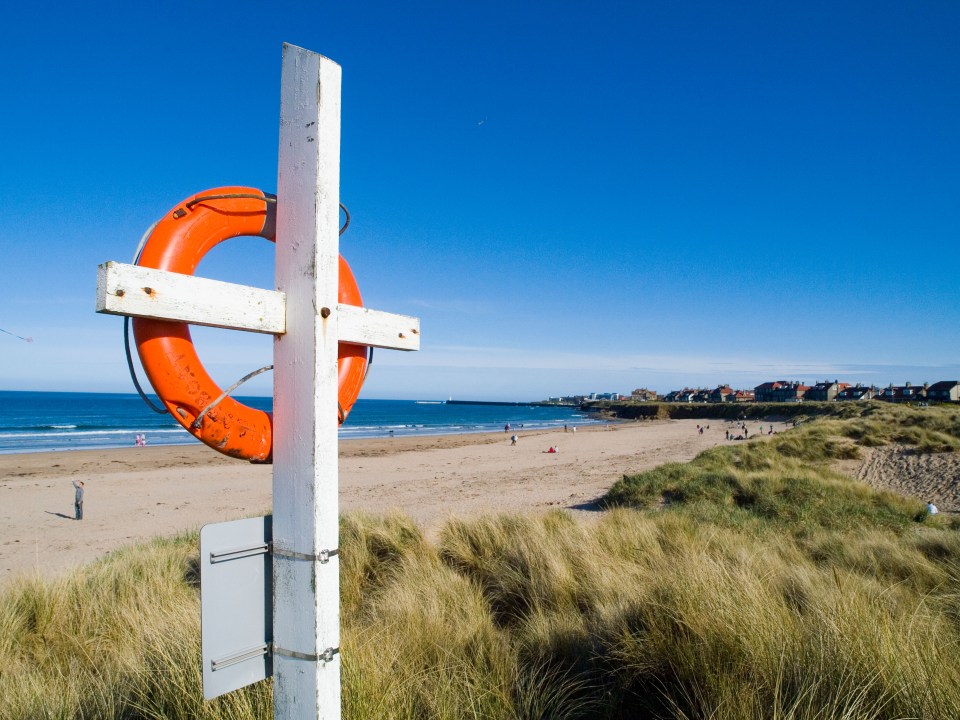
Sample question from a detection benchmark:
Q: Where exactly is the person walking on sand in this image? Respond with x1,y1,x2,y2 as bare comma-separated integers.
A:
511,434,518,446
72,480,84,520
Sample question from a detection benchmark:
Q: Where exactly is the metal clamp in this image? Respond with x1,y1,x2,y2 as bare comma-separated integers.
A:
270,545,339,564
273,644,340,664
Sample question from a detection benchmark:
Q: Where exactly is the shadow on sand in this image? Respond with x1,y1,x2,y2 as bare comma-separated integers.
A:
44,511,74,520
567,498,605,513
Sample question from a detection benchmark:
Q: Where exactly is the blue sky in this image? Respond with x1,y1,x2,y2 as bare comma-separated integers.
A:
1,1,958,401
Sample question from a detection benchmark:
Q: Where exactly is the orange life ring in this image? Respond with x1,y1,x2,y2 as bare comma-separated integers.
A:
132,186,367,463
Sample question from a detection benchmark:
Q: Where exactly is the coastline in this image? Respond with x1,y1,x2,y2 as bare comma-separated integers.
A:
3,416,957,585
1,419,725,583
0,392,603,454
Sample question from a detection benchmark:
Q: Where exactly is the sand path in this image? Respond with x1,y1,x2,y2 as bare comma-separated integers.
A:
842,446,960,512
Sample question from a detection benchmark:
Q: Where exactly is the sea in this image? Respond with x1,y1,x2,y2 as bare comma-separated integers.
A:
0,391,601,455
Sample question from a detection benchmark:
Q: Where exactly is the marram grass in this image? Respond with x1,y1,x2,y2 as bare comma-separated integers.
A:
3,405,960,719
0,532,272,719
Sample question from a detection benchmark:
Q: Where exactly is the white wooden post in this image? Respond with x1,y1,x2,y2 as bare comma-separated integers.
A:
95,41,420,719
272,44,343,719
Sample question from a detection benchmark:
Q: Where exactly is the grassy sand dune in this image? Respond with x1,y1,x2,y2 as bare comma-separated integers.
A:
3,404,960,719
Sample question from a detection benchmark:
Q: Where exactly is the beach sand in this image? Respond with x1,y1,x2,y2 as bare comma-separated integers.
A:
4,417,952,584
0,419,728,582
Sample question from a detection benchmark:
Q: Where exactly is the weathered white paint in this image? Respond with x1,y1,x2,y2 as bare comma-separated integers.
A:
337,304,420,351
96,262,287,334
271,44,343,720
97,262,418,351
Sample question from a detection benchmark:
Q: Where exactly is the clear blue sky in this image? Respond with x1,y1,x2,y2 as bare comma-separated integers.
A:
2,1,958,401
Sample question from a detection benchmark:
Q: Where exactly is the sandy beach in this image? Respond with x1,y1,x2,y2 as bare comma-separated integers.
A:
4,417,955,585
0,419,730,582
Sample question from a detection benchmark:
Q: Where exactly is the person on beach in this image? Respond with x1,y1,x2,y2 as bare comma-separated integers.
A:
72,480,84,520
504,423,510,433
511,434,518,446
927,501,939,515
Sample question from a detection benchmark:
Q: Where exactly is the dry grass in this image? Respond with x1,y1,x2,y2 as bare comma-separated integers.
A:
3,405,960,719
0,533,272,719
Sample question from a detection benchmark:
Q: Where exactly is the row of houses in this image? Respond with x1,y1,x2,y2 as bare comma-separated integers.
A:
628,380,960,404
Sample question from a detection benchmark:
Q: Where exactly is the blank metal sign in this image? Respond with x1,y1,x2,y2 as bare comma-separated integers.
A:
200,515,273,700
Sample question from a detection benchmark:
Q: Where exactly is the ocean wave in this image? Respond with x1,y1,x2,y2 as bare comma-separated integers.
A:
341,424,415,431
0,394,603,453
0,428,190,440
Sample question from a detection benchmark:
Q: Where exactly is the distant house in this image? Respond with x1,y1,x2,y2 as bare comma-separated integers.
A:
754,381,785,403
548,395,586,405
877,382,927,403
805,380,849,402
665,388,698,403
754,381,809,403
731,390,755,403
836,384,876,401
925,381,959,403
709,385,734,403
592,392,621,401
630,388,659,402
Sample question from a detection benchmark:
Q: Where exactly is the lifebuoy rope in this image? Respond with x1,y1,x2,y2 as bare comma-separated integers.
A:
192,364,275,429
180,194,349,236
124,317,168,414
125,199,356,415
126,219,168,414
184,193,277,210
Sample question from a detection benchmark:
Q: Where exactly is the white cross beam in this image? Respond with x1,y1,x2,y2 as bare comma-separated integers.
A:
94,44,419,720
96,261,420,351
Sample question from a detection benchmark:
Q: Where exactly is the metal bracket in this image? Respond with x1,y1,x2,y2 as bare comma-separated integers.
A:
210,643,270,672
209,542,270,564
273,644,340,664
270,545,339,563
